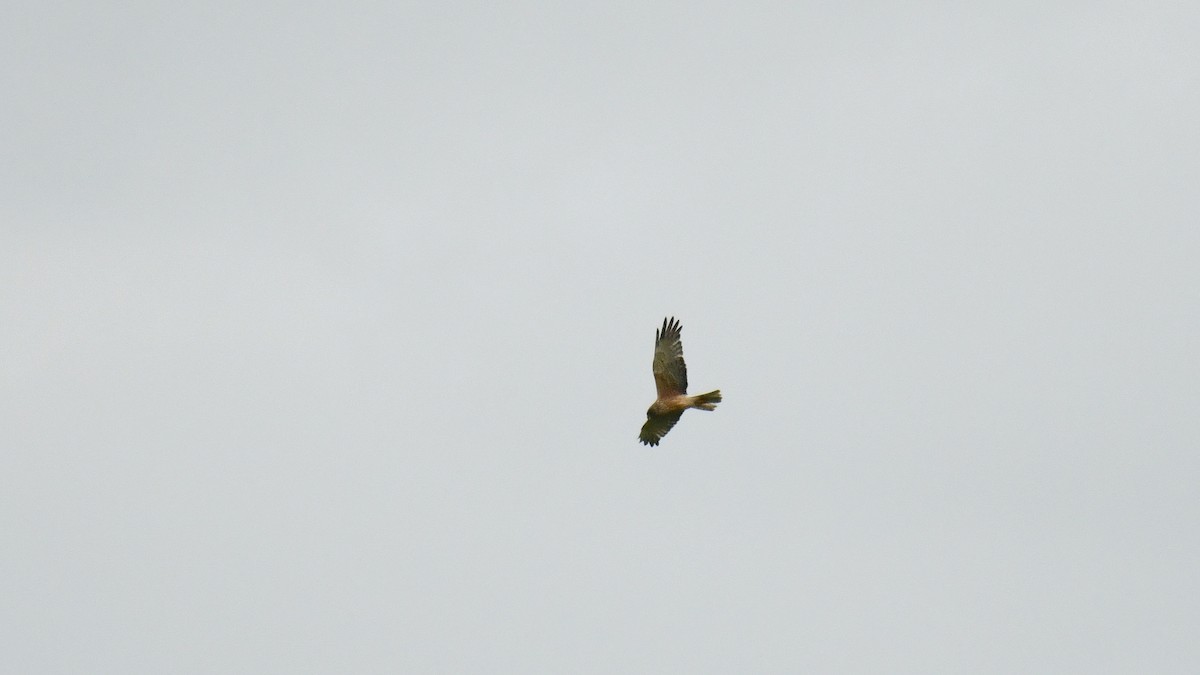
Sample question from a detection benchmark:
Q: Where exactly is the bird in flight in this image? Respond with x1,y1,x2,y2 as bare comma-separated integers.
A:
639,317,722,446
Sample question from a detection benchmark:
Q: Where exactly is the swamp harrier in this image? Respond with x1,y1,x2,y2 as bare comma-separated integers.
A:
639,317,722,446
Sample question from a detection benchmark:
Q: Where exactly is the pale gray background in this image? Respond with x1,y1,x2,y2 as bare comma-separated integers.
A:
3,1,1198,672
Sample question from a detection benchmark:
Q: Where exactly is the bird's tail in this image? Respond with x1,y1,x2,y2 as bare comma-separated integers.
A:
691,389,722,411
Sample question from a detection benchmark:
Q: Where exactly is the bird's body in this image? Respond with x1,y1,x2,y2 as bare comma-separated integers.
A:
638,317,721,446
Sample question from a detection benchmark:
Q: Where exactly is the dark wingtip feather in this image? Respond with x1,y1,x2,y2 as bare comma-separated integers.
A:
656,316,682,344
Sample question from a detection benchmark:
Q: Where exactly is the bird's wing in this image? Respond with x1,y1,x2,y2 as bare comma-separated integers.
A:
639,410,684,446
652,317,688,398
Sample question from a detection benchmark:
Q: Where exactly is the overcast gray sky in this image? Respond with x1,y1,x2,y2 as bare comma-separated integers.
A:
3,1,1198,672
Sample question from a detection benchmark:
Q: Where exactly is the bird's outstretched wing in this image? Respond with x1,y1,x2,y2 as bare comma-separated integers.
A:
639,410,683,446
652,317,688,398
